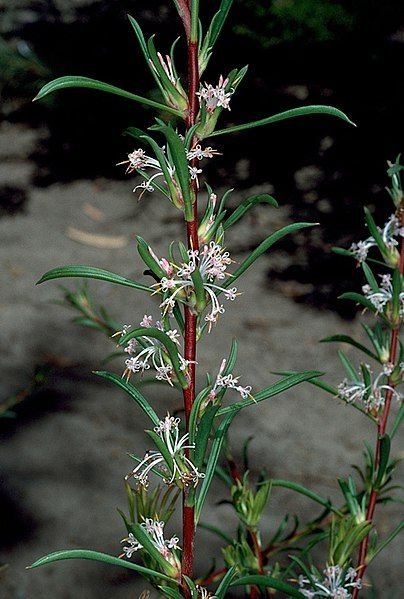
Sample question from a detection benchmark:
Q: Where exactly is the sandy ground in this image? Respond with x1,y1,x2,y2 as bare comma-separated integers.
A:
0,123,402,598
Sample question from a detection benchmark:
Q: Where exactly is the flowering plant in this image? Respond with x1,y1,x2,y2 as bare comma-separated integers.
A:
28,1,402,598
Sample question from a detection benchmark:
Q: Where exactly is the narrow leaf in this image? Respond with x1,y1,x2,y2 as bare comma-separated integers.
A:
366,521,404,564
195,410,240,522
215,565,237,598
94,371,160,426
223,194,278,230
37,265,152,294
28,549,174,582
34,76,181,116
210,105,355,137
375,435,391,488
320,335,379,362
223,222,316,288
270,480,342,515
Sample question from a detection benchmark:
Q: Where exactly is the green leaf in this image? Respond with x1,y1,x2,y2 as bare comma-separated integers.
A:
194,404,220,468
217,371,323,416
210,105,355,137
320,335,379,362
338,292,391,325
206,0,234,49
37,265,152,294
28,549,174,582
195,410,240,523
223,193,278,230
154,124,192,219
230,575,305,598
188,387,211,447
94,371,160,426
137,236,166,278
127,15,164,94
338,350,358,381
33,76,182,117
366,521,404,564
391,402,404,439
223,222,316,288
375,434,391,488
362,262,379,293
145,429,175,474
158,587,183,599
270,479,342,515
363,207,389,258
215,565,237,598
119,327,189,389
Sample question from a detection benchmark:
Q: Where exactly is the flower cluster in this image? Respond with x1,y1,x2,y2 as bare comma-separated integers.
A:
197,76,234,113
121,518,180,559
362,273,404,317
208,358,253,402
118,142,219,199
156,241,239,331
126,414,205,489
119,316,188,386
338,363,402,412
350,214,404,263
298,565,362,598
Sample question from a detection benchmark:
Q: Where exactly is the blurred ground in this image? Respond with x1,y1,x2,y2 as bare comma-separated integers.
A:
0,122,403,598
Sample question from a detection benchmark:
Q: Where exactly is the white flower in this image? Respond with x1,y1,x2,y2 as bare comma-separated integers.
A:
126,414,205,488
140,314,153,328
121,518,180,560
209,358,253,401
121,315,187,386
298,565,362,598
197,76,234,113
338,363,402,412
187,145,221,161
117,146,175,199
155,241,240,331
362,273,404,316
350,214,404,263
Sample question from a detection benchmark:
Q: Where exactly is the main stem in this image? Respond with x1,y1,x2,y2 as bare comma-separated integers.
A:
352,224,404,598
181,20,200,597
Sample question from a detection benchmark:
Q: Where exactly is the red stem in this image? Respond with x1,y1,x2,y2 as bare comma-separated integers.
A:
181,15,200,599
176,0,191,40
352,231,404,598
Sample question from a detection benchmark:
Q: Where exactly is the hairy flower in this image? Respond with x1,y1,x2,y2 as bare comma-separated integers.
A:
120,316,189,386
362,273,404,316
298,565,362,598
350,214,404,263
197,76,234,113
118,142,219,200
121,518,180,559
126,414,205,488
338,363,402,412
208,358,253,402
155,241,240,331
